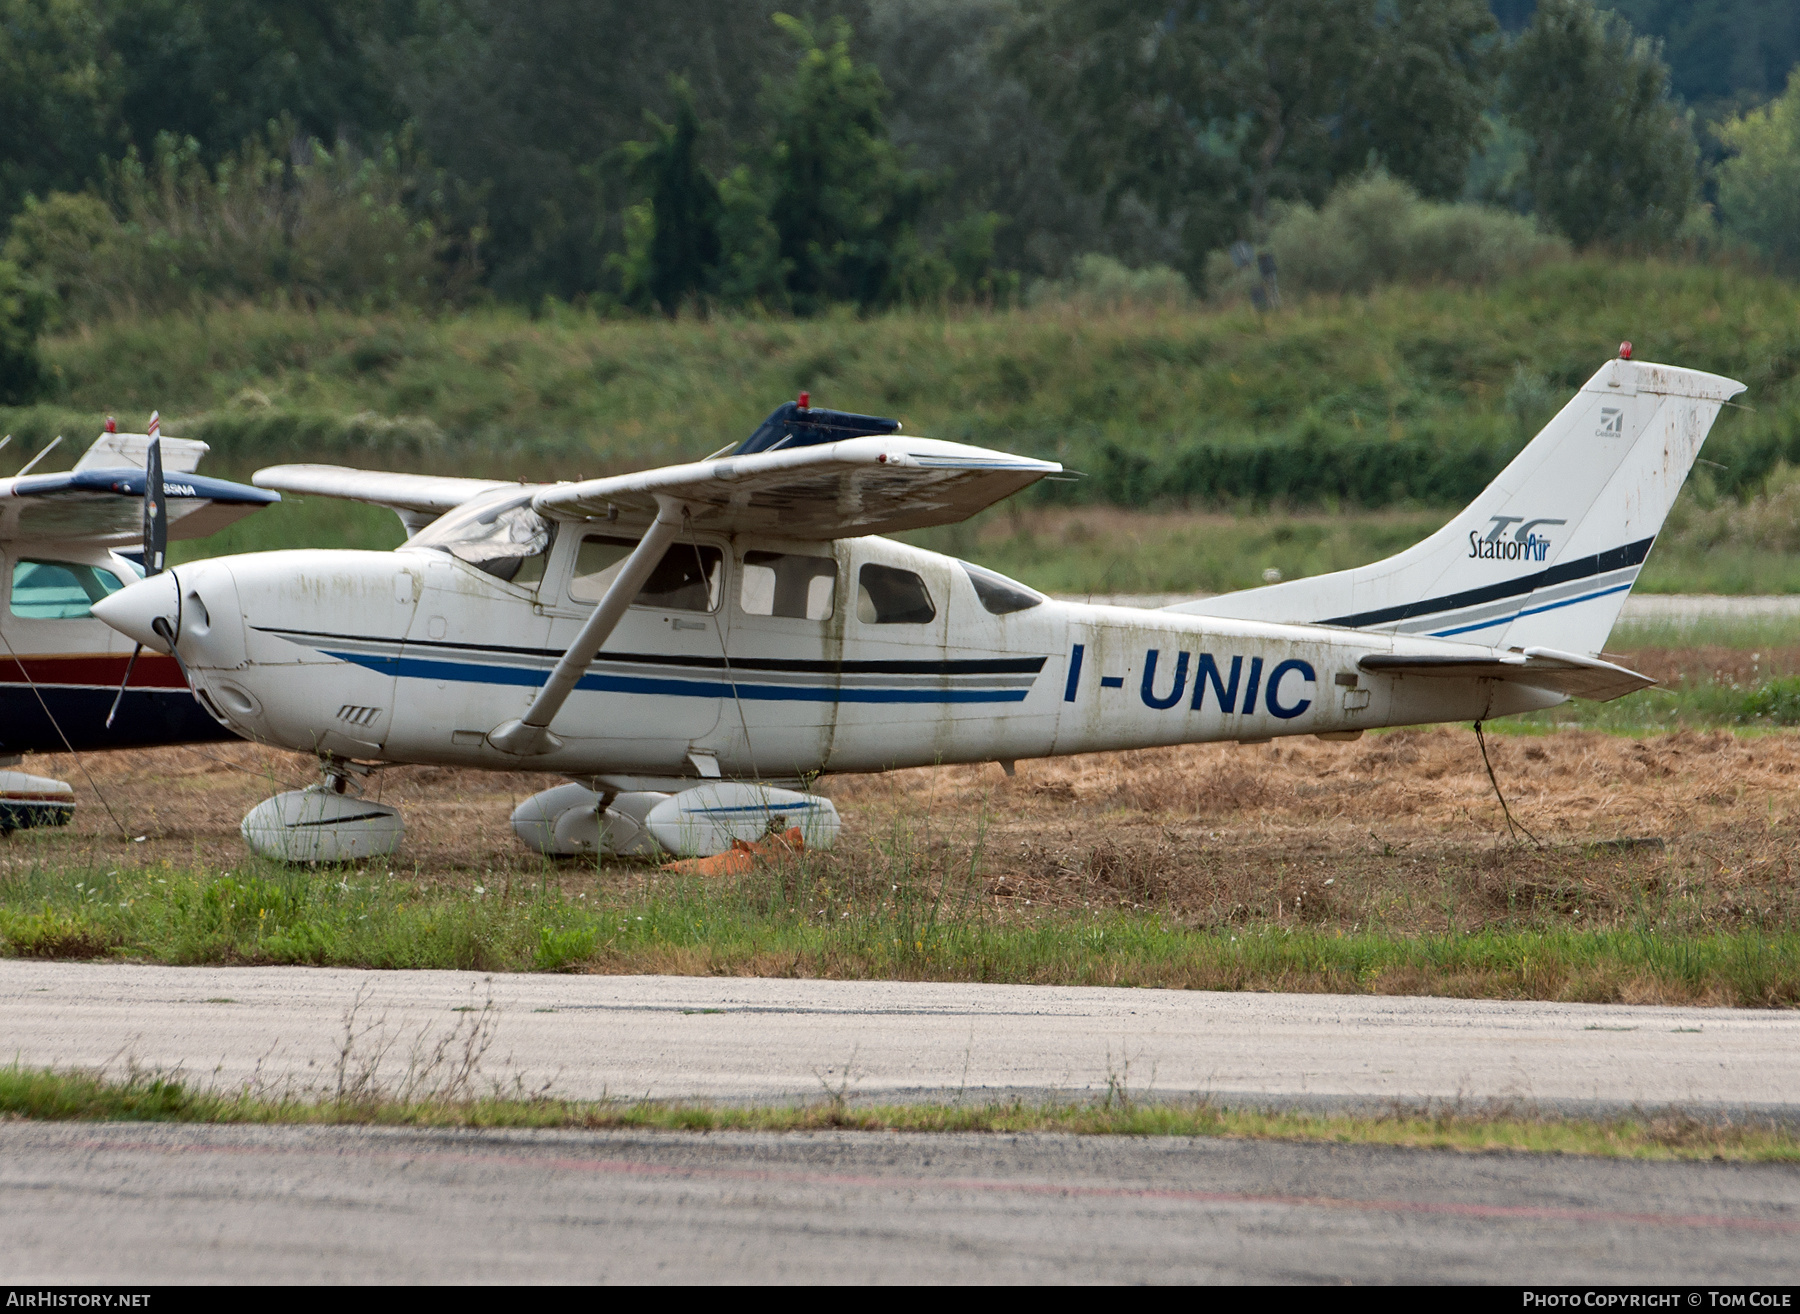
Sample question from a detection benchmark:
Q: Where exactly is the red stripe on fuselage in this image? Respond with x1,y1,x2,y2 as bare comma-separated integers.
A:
0,652,187,689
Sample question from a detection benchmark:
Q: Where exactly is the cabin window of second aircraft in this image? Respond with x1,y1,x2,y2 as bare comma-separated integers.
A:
9,559,130,619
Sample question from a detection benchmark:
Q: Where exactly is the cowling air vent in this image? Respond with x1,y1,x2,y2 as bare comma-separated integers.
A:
729,400,901,456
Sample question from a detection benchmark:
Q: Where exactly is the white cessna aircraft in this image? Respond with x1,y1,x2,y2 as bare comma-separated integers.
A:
92,354,1741,861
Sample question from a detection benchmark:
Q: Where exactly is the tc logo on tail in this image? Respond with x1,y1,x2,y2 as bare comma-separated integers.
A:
1469,514,1566,563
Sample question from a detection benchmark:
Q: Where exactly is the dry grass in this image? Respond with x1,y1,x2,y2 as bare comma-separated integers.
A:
9,714,1800,945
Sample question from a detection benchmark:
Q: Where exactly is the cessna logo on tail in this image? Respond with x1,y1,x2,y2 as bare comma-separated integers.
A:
1597,406,1624,437
1468,515,1566,563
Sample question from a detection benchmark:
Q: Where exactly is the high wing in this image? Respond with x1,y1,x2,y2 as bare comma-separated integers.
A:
0,468,277,545
1359,646,1654,702
531,436,1061,538
251,464,517,535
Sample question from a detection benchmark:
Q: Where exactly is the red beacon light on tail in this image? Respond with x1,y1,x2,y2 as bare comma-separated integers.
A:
1619,341,1633,360
797,391,810,410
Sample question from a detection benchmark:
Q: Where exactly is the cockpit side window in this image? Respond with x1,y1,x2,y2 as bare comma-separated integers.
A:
856,563,936,624
960,561,1044,615
408,492,555,585
571,534,723,612
10,560,128,619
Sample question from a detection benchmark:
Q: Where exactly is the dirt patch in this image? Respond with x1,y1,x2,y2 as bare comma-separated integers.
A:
1611,646,1800,688
9,726,1800,937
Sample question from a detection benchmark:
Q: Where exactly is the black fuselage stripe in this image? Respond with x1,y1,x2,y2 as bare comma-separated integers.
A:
254,628,1046,676
1317,538,1654,629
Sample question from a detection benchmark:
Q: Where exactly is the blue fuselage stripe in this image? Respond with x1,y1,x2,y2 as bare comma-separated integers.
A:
326,652,1032,705
1424,582,1634,639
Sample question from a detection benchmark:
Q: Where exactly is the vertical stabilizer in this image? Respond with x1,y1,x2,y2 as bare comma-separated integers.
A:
1168,358,1745,656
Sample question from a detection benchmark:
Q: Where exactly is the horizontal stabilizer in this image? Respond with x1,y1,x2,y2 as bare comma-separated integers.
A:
1359,646,1654,702
252,464,516,535
533,436,1060,539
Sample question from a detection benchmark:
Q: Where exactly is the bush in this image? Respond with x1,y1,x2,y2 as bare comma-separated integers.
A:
0,257,47,403
1207,174,1569,299
1663,462,1800,555
1026,253,1192,312
3,124,469,324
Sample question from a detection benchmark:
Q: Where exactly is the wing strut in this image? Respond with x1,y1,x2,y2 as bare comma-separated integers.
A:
486,496,685,757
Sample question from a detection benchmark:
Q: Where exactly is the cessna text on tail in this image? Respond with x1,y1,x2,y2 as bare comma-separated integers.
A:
91,357,1744,860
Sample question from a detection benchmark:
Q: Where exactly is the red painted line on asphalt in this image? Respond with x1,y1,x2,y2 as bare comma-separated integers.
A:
64,1136,1800,1235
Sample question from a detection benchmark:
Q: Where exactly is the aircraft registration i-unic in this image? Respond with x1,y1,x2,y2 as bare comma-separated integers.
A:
89,353,1744,863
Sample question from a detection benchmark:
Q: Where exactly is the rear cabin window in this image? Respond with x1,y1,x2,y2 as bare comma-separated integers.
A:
856,563,936,624
740,551,836,620
10,560,127,619
571,534,723,612
960,561,1044,616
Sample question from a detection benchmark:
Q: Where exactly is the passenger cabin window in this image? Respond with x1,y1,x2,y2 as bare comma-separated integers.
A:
856,563,936,624
740,551,836,620
408,493,554,586
571,534,722,612
11,560,128,619
961,561,1044,616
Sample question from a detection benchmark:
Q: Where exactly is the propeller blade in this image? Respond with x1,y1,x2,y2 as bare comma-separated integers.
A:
108,425,170,728
104,644,142,730
143,424,167,576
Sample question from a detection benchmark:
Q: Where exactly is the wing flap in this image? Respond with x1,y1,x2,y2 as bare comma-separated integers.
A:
532,437,1060,539
1358,646,1654,702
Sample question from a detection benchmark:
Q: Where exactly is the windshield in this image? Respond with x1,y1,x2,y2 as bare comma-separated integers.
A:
408,491,554,584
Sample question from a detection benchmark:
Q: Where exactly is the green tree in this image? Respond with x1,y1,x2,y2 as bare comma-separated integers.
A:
764,14,934,314
0,257,48,403
393,0,791,303
614,82,724,315
1008,0,1497,271
0,0,125,219
1502,0,1697,248
100,0,412,166
1716,67,1800,272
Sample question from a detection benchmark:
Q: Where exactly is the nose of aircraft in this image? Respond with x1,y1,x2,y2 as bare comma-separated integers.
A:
92,571,182,652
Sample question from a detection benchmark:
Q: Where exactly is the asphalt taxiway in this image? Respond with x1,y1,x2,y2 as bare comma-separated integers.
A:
3,961,1797,1114
8,962,1800,1282
6,1121,1799,1282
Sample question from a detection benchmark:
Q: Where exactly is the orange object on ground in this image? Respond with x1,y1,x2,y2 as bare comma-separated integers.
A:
661,826,805,876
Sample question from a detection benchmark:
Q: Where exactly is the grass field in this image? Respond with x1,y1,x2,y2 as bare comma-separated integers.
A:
166,491,1800,597
5,1064,1795,1161
7,257,1800,511
5,720,1800,1006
